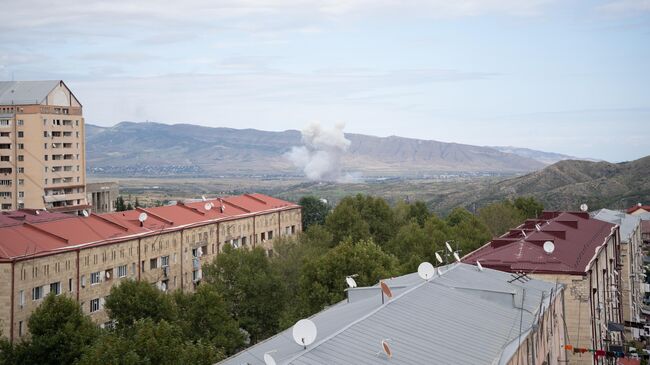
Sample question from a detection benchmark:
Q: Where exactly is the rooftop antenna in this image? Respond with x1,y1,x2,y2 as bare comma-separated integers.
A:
81,209,89,218
380,281,393,304
292,319,317,350
345,274,358,288
417,262,435,280
543,240,555,255
138,212,148,227
580,203,588,212
476,260,484,272
263,351,278,365
380,339,393,359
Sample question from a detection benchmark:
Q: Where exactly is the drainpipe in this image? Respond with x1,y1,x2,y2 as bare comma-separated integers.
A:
10,260,15,343
179,231,183,290
76,249,80,301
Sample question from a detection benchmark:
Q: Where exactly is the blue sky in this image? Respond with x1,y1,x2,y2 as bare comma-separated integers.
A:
1,0,649,161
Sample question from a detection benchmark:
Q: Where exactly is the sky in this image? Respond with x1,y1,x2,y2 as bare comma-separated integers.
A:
1,0,649,162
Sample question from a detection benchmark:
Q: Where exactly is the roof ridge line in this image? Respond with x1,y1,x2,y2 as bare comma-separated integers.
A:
136,207,175,224
22,222,68,244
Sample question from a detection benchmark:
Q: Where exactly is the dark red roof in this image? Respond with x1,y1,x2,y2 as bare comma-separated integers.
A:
627,205,650,214
641,220,650,234
462,211,617,275
0,194,299,261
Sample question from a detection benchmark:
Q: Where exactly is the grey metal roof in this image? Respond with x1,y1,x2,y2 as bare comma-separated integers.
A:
0,80,60,105
218,263,562,365
591,208,641,243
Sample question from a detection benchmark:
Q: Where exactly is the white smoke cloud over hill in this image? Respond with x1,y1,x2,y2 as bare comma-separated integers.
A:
286,122,352,181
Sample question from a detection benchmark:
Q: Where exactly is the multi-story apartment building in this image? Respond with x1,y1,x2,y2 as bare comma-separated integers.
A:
0,193,301,341
463,211,621,365
0,80,87,212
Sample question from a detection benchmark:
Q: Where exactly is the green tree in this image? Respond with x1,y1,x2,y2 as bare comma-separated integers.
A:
446,207,492,255
115,196,126,212
104,279,177,330
134,197,142,208
299,239,399,313
325,201,370,244
513,197,544,218
478,201,525,236
78,319,222,365
173,284,244,355
298,196,330,231
202,246,286,344
18,293,99,365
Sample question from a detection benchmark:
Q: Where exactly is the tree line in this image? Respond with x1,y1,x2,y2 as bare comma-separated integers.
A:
0,194,542,365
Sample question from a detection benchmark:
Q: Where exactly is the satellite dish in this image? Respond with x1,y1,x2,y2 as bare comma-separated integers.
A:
105,271,111,279
138,212,148,223
319,198,328,204
417,262,435,280
381,339,393,359
521,230,527,238
535,224,541,231
345,276,357,288
263,352,277,365
453,252,461,262
201,195,207,202
82,209,89,218
292,319,317,348
435,252,443,264
476,261,484,272
445,241,453,253
380,281,393,299
580,203,588,212
204,203,212,211
543,241,555,254
35,210,40,215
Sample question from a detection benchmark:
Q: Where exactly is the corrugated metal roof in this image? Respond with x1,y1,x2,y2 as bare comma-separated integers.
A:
0,80,60,105
218,263,562,365
462,211,616,275
591,208,640,243
0,193,299,261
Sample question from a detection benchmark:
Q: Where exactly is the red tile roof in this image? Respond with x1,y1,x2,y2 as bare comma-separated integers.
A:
0,193,299,262
462,211,617,275
627,205,650,214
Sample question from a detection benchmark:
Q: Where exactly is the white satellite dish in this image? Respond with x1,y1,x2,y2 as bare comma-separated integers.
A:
521,230,527,238
543,241,555,254
435,252,443,264
105,271,111,279
204,203,212,211
476,261,484,272
417,262,435,280
138,212,148,223
292,319,317,348
453,252,461,262
580,203,588,212
319,198,328,204
345,276,357,288
445,241,453,253
264,352,277,365
535,224,541,231
81,209,89,218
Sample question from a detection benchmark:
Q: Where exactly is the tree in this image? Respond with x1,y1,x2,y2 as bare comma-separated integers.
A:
17,293,99,365
202,246,286,344
325,202,370,245
104,279,177,329
134,197,142,208
115,196,126,212
478,201,525,236
299,239,399,313
298,196,330,231
513,197,544,218
173,284,244,355
78,319,222,365
446,207,492,255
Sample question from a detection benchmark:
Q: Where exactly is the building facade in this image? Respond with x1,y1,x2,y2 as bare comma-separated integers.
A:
463,212,621,365
0,193,301,341
86,181,119,213
0,80,87,213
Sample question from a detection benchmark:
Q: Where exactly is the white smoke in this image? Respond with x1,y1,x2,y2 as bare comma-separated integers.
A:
286,122,352,181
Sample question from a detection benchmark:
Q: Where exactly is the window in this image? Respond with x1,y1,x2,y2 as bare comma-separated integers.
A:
192,269,201,282
90,298,100,313
18,179,23,185
118,264,127,278
17,155,24,162
17,143,23,149
81,275,86,287
105,268,113,281
17,120,23,126
18,321,23,337
17,131,23,138
19,290,24,308
0,156,8,162
69,278,73,292
242,236,247,246
17,167,24,173
161,256,169,267
18,191,24,198
50,282,61,295
150,258,158,269
44,155,48,161
90,271,101,285
261,232,266,241
32,286,43,301
291,225,296,234
267,231,273,240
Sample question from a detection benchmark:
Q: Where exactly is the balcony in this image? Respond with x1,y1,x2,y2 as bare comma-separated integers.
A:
40,106,82,116
44,192,86,203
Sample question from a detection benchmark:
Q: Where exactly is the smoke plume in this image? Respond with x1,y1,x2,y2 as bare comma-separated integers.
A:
286,122,352,181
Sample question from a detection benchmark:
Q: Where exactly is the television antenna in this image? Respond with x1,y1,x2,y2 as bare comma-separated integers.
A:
417,262,435,280
81,209,89,218
543,241,555,255
138,212,148,227
476,260,484,272
345,274,358,288
580,203,588,212
263,351,277,365
292,319,317,349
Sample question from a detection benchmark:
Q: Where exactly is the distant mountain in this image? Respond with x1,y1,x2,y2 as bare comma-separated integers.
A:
85,122,547,177
488,146,596,165
435,156,650,212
